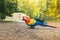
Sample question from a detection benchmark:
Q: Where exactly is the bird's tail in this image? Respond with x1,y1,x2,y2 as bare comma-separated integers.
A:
41,25,56,28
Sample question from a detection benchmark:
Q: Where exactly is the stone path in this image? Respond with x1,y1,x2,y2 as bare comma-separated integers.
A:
0,22,60,40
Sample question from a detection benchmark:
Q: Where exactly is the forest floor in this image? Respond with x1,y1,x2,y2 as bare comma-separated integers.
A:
0,22,60,40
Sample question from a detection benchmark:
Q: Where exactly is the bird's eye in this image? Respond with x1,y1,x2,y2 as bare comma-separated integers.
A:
23,16,27,20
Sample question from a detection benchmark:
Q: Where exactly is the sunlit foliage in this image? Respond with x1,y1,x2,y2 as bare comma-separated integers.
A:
18,0,60,21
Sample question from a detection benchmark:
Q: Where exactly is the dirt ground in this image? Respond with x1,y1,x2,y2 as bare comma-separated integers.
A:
0,22,60,40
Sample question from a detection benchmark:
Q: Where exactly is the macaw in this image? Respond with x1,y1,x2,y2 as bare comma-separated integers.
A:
22,16,58,29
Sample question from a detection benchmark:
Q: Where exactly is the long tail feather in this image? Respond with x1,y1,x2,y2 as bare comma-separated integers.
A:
41,25,56,28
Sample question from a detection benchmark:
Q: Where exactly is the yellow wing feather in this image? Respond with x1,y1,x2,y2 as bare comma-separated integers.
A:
28,19,36,25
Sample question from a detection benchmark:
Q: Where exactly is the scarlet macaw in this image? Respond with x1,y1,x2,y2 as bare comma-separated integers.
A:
22,16,57,29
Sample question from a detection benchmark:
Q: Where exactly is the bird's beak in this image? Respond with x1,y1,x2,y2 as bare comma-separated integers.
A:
22,18,25,21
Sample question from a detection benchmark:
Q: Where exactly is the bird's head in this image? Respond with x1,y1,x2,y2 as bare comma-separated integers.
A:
22,16,31,22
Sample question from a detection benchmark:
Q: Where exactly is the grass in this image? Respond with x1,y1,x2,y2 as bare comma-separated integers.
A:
0,21,13,23
45,20,60,22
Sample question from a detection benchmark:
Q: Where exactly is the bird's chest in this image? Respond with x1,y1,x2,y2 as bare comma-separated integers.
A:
27,19,36,25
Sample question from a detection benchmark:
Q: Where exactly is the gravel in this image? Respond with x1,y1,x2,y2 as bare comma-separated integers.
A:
0,22,60,40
